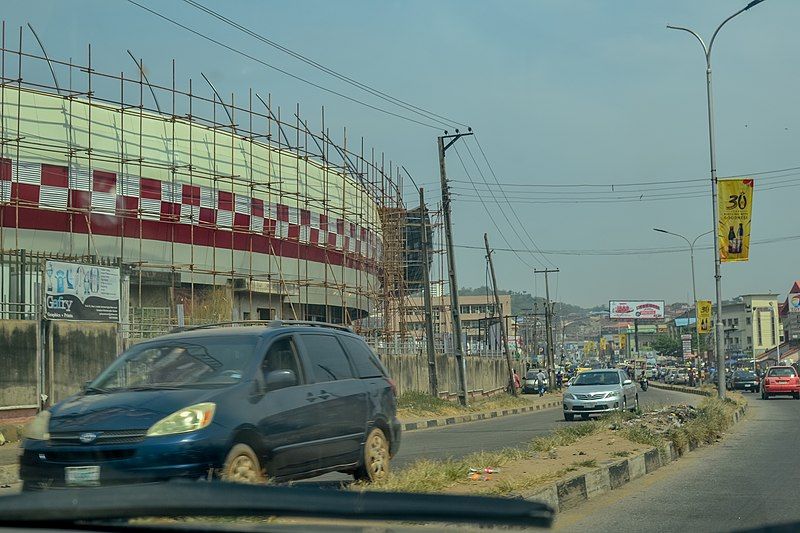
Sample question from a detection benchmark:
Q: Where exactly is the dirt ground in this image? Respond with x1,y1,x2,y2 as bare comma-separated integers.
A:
446,429,648,496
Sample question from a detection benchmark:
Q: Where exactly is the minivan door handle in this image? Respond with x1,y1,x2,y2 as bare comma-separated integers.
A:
317,390,330,400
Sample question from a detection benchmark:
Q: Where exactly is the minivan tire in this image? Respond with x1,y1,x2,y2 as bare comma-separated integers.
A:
222,443,265,484
354,427,390,482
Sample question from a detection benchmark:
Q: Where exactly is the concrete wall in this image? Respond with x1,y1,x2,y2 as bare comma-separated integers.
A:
51,322,119,403
380,353,508,397
0,320,37,408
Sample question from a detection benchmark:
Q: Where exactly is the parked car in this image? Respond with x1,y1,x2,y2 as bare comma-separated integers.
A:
20,321,401,490
522,371,548,394
730,370,760,393
562,369,638,421
761,366,800,400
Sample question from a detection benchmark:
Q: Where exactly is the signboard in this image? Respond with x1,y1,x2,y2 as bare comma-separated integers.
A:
681,333,693,358
617,334,626,349
696,300,712,333
718,178,753,262
609,300,665,319
45,261,120,321
788,294,800,314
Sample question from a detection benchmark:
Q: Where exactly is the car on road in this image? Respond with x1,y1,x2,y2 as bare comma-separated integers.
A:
522,370,548,394
761,366,800,400
562,369,638,421
19,321,401,490
729,370,760,393
673,368,689,385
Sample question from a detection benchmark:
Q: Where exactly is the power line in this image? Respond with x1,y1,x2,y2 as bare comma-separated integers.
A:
125,0,444,129
181,0,467,130
472,135,556,268
454,232,800,256
451,145,536,269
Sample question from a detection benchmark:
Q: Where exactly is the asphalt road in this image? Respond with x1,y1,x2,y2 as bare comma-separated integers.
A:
554,391,798,533
304,386,700,486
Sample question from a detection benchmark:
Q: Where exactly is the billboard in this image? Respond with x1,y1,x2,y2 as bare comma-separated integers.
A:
718,178,753,263
696,300,712,333
609,300,665,319
45,261,120,321
788,294,800,314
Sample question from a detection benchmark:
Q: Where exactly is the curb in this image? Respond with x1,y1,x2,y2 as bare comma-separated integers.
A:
400,398,562,432
649,382,712,396
519,402,747,514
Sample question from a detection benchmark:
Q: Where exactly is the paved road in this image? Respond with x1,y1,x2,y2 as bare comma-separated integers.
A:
554,391,796,532
0,386,698,493
304,386,700,486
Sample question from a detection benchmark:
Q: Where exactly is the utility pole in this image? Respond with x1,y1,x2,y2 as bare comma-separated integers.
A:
438,129,472,406
484,233,517,396
419,188,438,397
534,268,559,389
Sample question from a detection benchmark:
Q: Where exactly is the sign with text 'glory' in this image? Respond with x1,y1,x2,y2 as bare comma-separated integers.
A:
609,300,665,320
45,261,120,321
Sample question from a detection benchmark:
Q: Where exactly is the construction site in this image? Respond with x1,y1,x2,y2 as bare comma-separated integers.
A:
0,24,512,412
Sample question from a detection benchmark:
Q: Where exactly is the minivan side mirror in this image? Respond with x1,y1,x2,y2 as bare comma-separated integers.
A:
623,379,632,385
264,369,298,392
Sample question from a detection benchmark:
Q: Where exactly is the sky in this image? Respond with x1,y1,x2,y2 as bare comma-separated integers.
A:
3,0,799,308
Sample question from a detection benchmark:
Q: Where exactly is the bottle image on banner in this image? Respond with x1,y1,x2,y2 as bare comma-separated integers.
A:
727,226,736,254
46,263,53,292
737,223,744,254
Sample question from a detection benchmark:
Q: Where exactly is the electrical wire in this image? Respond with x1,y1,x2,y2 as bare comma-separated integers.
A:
454,232,800,256
125,0,444,129
451,145,535,269
181,0,467,130
472,135,555,267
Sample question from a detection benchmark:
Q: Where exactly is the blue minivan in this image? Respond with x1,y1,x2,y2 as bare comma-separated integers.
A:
19,321,401,489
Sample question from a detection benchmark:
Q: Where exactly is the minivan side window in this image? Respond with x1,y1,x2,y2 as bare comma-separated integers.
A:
262,337,304,384
339,336,386,378
301,334,355,382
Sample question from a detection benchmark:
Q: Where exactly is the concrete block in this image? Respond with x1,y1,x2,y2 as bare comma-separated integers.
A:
608,460,630,489
584,466,611,499
628,454,646,480
426,419,438,428
556,475,588,511
524,484,559,514
644,449,662,473
445,417,456,425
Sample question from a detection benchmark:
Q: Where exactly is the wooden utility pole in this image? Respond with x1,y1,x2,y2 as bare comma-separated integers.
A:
438,130,472,406
534,268,559,388
419,188,438,397
484,233,517,396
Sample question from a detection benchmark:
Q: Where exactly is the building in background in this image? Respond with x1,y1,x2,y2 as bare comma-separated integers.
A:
719,294,783,360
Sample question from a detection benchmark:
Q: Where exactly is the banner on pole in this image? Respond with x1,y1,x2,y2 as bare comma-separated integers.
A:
718,178,753,262
696,300,712,334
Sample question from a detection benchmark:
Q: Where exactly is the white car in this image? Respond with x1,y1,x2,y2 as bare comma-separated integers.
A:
562,369,639,421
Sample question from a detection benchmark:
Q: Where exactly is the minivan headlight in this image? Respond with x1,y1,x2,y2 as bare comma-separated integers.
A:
146,403,216,437
23,411,51,441
604,391,619,399
563,393,575,400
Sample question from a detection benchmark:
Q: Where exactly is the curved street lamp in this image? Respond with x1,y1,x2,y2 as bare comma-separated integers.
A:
666,0,768,398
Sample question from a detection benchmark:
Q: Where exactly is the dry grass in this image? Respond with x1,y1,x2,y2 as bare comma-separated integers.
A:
396,390,550,421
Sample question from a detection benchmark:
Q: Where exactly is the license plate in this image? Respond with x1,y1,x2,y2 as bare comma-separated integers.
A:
744,384,751,388
65,465,100,486
584,403,594,409
778,380,788,384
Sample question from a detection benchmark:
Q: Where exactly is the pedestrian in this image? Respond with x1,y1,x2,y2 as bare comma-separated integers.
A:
688,368,696,387
513,369,521,392
536,368,547,397
556,369,563,390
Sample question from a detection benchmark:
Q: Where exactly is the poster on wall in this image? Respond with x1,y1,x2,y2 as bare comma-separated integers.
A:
44,261,120,321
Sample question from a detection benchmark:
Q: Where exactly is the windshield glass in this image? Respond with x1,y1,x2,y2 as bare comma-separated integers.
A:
735,371,757,379
525,371,537,379
572,371,620,386
768,367,797,377
91,336,259,390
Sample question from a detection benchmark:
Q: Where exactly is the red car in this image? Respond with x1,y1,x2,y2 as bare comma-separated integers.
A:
761,366,800,399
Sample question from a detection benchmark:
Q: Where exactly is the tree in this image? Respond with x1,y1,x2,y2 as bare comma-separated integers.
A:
651,334,682,357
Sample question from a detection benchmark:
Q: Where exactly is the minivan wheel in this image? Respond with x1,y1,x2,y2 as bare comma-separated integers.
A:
222,443,265,484
354,427,390,482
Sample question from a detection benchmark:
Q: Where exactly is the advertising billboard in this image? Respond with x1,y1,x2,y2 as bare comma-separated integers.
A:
788,294,800,314
609,300,665,320
718,178,753,263
45,261,120,321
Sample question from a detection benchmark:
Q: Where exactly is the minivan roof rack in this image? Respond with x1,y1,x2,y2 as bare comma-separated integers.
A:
170,320,353,334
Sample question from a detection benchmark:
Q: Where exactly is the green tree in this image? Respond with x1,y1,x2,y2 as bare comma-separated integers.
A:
651,334,682,356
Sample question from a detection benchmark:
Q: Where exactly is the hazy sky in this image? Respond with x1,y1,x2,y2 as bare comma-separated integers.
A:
4,0,798,307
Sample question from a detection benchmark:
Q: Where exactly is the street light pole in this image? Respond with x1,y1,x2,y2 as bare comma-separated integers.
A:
653,228,712,375
667,0,767,399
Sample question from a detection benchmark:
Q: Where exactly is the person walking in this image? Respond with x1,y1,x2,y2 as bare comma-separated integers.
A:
513,369,521,392
536,368,547,397
556,369,563,390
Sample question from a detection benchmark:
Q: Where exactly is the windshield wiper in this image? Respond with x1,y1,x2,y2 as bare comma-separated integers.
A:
0,482,554,528
82,386,112,395
121,385,183,391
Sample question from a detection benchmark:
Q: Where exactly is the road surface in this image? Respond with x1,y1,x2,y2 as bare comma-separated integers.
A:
554,391,796,532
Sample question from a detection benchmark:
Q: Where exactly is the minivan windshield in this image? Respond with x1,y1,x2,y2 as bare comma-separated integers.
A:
572,371,620,386
91,336,259,391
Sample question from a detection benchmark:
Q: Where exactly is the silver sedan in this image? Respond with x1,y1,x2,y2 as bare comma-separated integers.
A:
562,369,638,421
